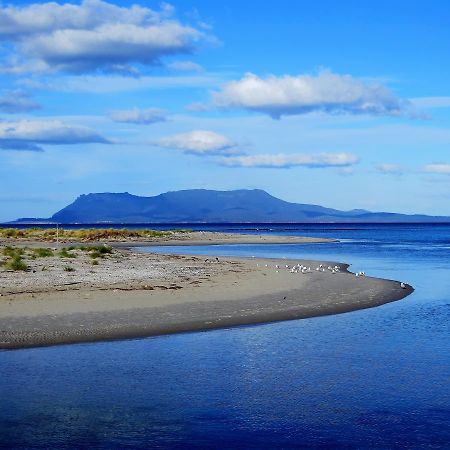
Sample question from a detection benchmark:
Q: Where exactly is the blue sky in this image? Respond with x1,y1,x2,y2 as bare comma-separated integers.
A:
1,0,450,221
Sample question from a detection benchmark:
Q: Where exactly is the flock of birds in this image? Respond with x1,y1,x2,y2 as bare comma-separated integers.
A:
257,262,343,274
255,259,408,289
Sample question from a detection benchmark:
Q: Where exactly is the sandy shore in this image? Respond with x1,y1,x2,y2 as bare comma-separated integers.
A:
0,230,334,248
0,232,413,350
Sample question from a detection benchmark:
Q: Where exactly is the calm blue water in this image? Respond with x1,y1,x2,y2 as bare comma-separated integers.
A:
1,224,449,449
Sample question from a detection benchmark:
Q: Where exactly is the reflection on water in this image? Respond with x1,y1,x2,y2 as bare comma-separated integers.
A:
1,225,450,449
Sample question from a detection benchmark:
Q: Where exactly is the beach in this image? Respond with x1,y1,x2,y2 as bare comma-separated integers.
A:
0,232,412,349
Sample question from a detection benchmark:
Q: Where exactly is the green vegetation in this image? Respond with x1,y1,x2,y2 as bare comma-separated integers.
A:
1,243,114,272
32,248,54,258
0,227,190,241
3,246,24,258
2,246,28,270
58,248,76,258
63,266,75,272
4,255,28,271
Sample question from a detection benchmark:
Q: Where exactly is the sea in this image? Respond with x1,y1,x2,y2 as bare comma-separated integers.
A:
1,223,449,449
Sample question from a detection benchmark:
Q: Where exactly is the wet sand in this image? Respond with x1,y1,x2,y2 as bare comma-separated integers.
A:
0,237,413,349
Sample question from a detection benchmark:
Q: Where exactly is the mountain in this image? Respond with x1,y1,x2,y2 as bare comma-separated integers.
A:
10,189,445,224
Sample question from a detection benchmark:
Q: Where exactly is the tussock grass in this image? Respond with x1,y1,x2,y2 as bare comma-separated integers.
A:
0,227,191,241
63,266,75,272
32,248,54,258
3,246,24,258
4,255,28,271
58,248,76,258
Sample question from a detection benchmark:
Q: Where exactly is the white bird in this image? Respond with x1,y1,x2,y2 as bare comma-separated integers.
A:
275,265,279,269
355,273,359,277
400,282,406,289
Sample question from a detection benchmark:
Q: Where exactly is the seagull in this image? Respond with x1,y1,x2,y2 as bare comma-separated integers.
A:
400,282,407,289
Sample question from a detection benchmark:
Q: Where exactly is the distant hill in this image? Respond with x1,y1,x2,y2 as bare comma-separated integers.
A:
7,189,450,224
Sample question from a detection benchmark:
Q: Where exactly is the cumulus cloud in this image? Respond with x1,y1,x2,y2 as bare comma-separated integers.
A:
213,71,412,119
423,164,450,174
168,60,203,72
0,91,40,113
376,163,404,174
154,130,239,155
0,119,110,151
110,107,166,125
0,0,207,74
219,152,359,168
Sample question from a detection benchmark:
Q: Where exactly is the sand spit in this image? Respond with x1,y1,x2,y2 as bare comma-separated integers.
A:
0,235,413,349
0,231,334,248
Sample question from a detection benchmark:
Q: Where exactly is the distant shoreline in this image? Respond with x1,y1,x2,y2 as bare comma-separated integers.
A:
0,232,413,350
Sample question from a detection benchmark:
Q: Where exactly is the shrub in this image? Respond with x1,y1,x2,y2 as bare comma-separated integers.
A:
63,266,75,272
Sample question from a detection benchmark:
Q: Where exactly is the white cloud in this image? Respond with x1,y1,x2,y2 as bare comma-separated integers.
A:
168,60,203,72
0,119,109,151
0,91,40,113
376,163,404,174
110,107,166,125
0,0,208,74
213,71,412,119
423,164,450,174
154,130,239,155
220,152,359,168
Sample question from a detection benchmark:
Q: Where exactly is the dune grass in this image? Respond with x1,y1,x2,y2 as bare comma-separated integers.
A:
0,227,192,241
32,248,54,258
4,255,28,271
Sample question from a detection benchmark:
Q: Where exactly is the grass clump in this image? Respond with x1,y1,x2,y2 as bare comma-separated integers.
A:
92,260,99,266
32,248,54,258
63,266,75,272
90,244,112,255
58,248,76,258
3,246,24,258
4,255,28,271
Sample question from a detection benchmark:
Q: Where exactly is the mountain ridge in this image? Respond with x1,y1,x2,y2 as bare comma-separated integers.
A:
6,189,450,224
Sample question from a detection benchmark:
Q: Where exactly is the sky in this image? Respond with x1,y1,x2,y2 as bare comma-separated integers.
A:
1,0,450,222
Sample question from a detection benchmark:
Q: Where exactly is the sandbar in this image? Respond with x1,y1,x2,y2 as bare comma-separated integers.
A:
0,234,413,350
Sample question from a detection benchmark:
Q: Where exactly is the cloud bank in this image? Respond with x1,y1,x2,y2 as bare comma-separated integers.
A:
154,130,239,155
0,119,109,151
213,71,411,119
220,153,359,168
110,107,167,125
0,0,207,74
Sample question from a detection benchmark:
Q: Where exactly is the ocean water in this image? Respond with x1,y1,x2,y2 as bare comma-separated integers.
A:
1,224,449,449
